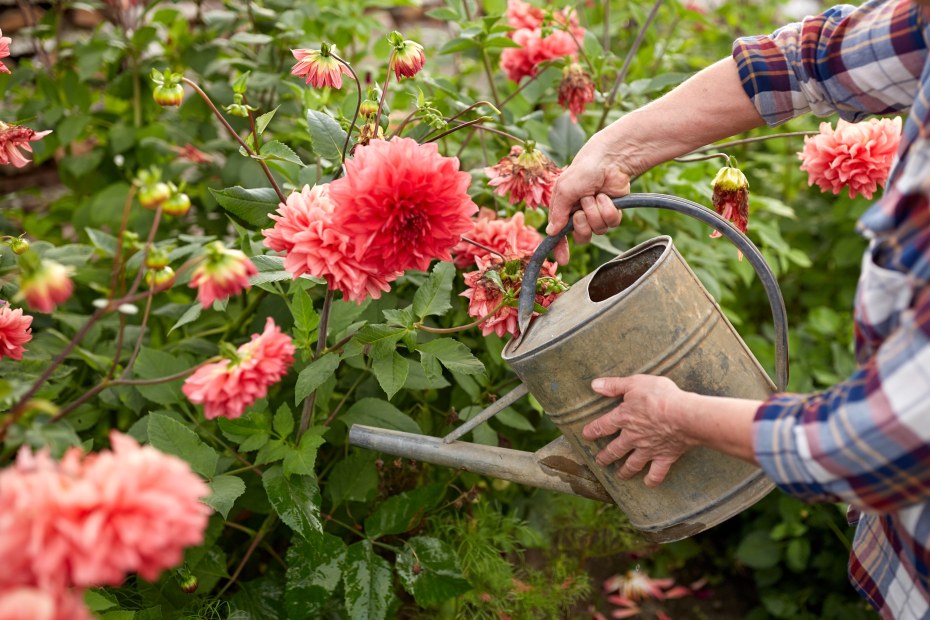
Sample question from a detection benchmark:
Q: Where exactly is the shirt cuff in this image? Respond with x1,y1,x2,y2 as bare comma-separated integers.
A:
731,34,810,127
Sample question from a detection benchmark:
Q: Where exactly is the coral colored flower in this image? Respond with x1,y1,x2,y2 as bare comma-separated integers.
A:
189,241,257,308
558,63,596,122
451,209,542,269
500,27,581,83
183,318,295,420
461,255,565,338
0,29,10,75
0,304,32,361
263,184,399,303
798,117,902,199
485,144,562,209
291,45,352,89
0,587,91,620
0,122,52,169
329,137,478,273
389,31,425,79
18,259,73,314
506,0,546,29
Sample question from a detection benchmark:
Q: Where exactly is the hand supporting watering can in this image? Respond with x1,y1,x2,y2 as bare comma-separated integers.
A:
544,57,767,487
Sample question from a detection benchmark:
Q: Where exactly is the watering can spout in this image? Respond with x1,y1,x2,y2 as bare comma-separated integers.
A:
348,425,612,503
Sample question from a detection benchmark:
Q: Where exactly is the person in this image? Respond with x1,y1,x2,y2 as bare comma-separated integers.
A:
545,1,930,617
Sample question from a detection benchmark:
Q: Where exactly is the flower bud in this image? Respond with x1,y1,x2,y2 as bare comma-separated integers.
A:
153,83,184,107
359,99,378,118
7,237,29,255
138,181,171,209
163,190,192,217
390,35,426,80
179,573,199,594
18,258,74,314
145,247,170,270
145,266,176,289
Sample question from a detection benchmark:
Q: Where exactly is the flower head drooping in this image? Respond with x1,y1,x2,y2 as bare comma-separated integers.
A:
329,137,478,273
558,63,596,122
0,303,32,361
291,43,352,89
388,31,425,80
798,117,902,199
451,209,542,269
189,241,257,308
150,69,184,107
710,164,750,237
17,258,73,314
263,184,399,303
485,143,562,209
182,318,295,419
0,29,11,74
461,255,566,338
0,122,52,169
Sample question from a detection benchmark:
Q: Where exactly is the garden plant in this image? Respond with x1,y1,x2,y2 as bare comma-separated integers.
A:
0,0,892,618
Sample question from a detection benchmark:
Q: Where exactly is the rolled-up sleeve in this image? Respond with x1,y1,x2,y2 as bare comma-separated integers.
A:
732,0,926,126
754,284,930,513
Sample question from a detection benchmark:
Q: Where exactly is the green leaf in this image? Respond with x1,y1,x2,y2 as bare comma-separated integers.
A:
343,540,397,620
355,324,408,358
365,483,445,539
210,186,281,228
293,290,320,346
85,228,119,257
327,451,379,507
439,36,480,55
283,428,327,477
413,262,455,320
218,410,272,449
262,465,322,541
547,113,587,165
735,530,781,569
132,347,189,405
340,397,421,434
285,533,347,619
372,351,409,400
255,437,288,465
382,306,416,328
416,339,485,376
294,354,342,405
147,412,218,478
273,405,295,437
396,536,471,606
260,140,304,165
204,474,247,519
169,303,202,334
255,106,279,135
785,537,811,572
306,110,347,161
494,407,535,431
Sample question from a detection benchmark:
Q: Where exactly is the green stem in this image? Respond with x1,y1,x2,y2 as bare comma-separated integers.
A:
216,514,276,598
413,301,505,334
673,152,731,164
299,288,335,436
375,52,395,130
689,130,818,153
333,53,362,171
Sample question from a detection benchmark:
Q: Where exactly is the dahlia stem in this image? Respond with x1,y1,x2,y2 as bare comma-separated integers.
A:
126,203,164,298
299,288,335,437
374,52,395,131
414,301,505,334
499,64,550,108
332,53,362,171
216,514,275,598
673,152,731,164
597,0,664,131
460,235,507,261
479,50,504,120
563,19,597,79
688,130,819,153
120,286,156,380
602,1,611,54
446,100,501,125
433,120,525,144
181,77,286,203
425,116,494,144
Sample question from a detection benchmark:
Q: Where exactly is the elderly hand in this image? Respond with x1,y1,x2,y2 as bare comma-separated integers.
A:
581,374,697,487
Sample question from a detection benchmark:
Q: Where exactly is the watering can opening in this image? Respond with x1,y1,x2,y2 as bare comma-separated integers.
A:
588,243,667,303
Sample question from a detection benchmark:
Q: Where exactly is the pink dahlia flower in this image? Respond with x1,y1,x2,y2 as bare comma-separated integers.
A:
18,259,72,314
189,241,257,308
391,38,425,79
263,184,399,303
451,209,542,269
183,318,295,420
0,29,10,75
798,117,902,199
0,122,52,169
0,587,91,620
291,48,352,89
461,255,565,338
500,27,581,83
0,304,32,361
558,63,596,122
485,144,562,209
506,0,546,29
329,137,478,273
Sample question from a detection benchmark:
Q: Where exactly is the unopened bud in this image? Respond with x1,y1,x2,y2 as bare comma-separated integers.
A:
145,247,170,270
163,191,191,217
359,99,378,118
7,237,29,255
153,83,184,107
145,266,176,289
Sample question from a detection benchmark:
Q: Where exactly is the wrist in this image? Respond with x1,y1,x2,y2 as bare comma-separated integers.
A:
666,389,704,448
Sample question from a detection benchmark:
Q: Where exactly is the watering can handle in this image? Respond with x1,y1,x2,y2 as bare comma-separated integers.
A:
517,192,789,391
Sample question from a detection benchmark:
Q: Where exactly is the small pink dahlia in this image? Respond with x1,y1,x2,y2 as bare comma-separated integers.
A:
798,117,902,200
189,241,257,308
451,209,542,269
291,46,352,89
0,304,32,361
18,259,73,314
389,32,425,80
0,122,52,169
558,63,596,122
0,29,10,75
485,144,562,209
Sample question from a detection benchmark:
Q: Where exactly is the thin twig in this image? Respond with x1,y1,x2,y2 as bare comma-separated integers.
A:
673,152,731,164
375,51,395,129
460,236,507,260
688,130,818,153
414,301,505,334
216,515,275,598
425,117,493,143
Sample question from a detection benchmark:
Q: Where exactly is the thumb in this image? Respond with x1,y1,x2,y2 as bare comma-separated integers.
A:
591,376,630,397
553,237,570,265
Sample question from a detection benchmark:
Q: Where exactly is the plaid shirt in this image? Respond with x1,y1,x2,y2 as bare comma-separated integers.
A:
733,2,930,618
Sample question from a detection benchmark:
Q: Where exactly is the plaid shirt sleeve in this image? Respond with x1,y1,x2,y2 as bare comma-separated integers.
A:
754,278,930,512
732,0,926,126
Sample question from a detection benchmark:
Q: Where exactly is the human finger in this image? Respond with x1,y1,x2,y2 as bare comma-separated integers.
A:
590,376,631,398
644,458,675,487
553,237,570,265
617,449,649,480
571,210,593,246
582,406,624,440
547,175,584,235
580,195,609,235
595,193,622,229
595,432,632,466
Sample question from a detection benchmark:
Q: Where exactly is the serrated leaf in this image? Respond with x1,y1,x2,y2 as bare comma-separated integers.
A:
285,533,346,619
147,412,218,478
397,536,471,606
85,228,119,257
283,428,327,477
382,306,415,328
273,405,295,437
364,483,445,539
416,339,485,375
263,465,322,541
169,303,202,334
294,354,342,405
133,348,189,406
343,541,396,620
293,290,320,345
340,397,421,434
494,407,535,431
255,106,279,135
204,474,247,519
306,110,347,161
255,437,288,465
210,186,281,228
372,351,409,400
355,324,408,358
439,36,480,55
327,451,379,507
260,140,304,165
218,410,272,443
413,262,455,320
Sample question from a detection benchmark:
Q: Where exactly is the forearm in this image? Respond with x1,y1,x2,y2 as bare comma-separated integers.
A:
673,391,761,465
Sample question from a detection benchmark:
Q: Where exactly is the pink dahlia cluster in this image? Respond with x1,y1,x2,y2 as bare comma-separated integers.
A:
461,255,566,338
264,137,478,303
183,317,295,420
798,117,902,200
0,303,32,361
451,209,542,269
0,433,210,619
500,0,585,83
0,28,10,74
189,241,257,308
486,144,562,209
0,122,52,169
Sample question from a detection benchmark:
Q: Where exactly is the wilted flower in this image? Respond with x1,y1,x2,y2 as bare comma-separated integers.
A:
357,118,385,147
388,31,425,79
329,137,478,273
359,98,379,118
485,143,562,209
0,29,10,74
18,259,73,314
798,117,902,199
461,255,565,338
0,587,92,620
451,209,542,269
0,122,52,169
710,164,750,237
189,241,257,308
558,63,596,122
182,318,295,419
291,44,352,89
0,304,32,361
263,184,398,303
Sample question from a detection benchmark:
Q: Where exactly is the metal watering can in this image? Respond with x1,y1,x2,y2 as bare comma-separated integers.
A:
349,193,789,543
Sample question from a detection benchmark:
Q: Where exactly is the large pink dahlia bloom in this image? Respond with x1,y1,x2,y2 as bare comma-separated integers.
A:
0,304,32,361
0,587,91,620
451,209,542,269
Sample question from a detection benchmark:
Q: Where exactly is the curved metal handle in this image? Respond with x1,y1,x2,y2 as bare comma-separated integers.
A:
517,193,789,391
